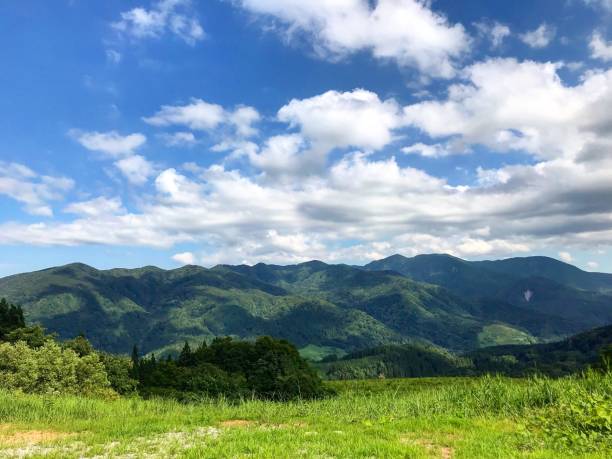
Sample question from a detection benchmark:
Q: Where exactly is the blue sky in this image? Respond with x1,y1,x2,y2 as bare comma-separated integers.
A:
1,0,612,276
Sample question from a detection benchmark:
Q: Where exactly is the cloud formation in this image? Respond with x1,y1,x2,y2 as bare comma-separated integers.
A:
236,0,470,78
70,130,155,185
144,99,260,138
112,0,204,45
590,32,612,62
0,162,73,216
520,23,555,48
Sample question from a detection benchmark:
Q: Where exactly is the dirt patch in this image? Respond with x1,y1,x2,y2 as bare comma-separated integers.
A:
400,436,455,459
220,419,254,428
0,428,72,446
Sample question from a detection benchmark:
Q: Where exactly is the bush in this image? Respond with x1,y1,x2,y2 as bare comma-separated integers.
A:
0,340,113,397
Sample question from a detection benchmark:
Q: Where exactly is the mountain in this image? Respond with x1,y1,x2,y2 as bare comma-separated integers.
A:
468,324,612,377
1,255,610,357
364,254,612,330
320,325,612,379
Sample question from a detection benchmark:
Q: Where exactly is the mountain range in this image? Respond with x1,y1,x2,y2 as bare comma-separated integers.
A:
0,254,610,358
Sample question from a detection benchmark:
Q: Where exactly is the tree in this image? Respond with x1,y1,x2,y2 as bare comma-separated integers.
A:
178,341,193,366
0,298,25,340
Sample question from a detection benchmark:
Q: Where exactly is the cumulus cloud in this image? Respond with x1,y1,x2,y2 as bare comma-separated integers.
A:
5,71,612,264
236,0,470,78
402,142,458,158
112,0,204,45
71,130,154,185
0,162,73,216
590,32,612,62
115,155,156,185
70,130,146,157
1,146,612,263
520,23,555,48
403,59,612,161
558,251,573,263
144,99,260,137
278,89,402,151
172,251,196,265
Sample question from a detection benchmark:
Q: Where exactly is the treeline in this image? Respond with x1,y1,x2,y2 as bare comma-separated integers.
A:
0,298,327,400
319,326,612,380
134,337,328,401
320,343,473,380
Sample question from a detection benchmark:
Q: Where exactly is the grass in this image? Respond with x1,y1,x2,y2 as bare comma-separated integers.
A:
0,373,610,458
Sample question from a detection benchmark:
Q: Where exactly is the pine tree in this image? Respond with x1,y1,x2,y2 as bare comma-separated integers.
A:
178,341,193,366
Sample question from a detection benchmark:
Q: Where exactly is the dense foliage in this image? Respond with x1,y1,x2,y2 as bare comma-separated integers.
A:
321,343,473,379
135,336,328,400
0,340,112,397
320,325,612,379
0,298,326,400
0,298,25,340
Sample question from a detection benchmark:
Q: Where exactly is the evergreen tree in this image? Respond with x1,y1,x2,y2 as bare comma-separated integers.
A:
130,345,140,379
0,298,26,340
178,341,193,366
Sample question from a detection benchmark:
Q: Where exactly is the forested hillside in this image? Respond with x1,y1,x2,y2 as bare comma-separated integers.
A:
0,254,610,357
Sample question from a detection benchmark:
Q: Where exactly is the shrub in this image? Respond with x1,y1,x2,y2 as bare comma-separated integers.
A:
0,340,113,397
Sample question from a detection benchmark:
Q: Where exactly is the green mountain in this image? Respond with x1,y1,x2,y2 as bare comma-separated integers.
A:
0,255,609,357
468,324,612,377
364,254,612,330
320,325,612,379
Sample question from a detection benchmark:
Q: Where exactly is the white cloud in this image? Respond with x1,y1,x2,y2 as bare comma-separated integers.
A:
402,142,458,158
112,0,204,45
144,99,260,137
403,59,612,161
70,130,146,157
236,0,470,78
160,131,198,146
475,21,511,48
172,251,196,265
520,23,555,48
590,32,612,62
64,197,125,217
0,162,73,216
5,78,612,265
115,155,156,185
558,251,573,263
71,130,154,186
278,89,402,150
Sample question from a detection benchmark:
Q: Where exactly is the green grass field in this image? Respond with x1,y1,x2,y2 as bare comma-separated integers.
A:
0,373,610,458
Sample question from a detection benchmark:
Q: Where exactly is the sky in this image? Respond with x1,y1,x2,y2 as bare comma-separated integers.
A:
1,0,612,276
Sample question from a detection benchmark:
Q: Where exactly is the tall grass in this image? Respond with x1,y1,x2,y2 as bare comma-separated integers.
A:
0,372,610,457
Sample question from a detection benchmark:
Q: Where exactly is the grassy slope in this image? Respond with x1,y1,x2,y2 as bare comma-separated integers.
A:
0,374,610,458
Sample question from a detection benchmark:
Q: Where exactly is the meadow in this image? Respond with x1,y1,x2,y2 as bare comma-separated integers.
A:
0,372,610,458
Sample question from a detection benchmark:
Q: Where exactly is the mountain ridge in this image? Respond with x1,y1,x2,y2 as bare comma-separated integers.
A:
1,254,610,358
